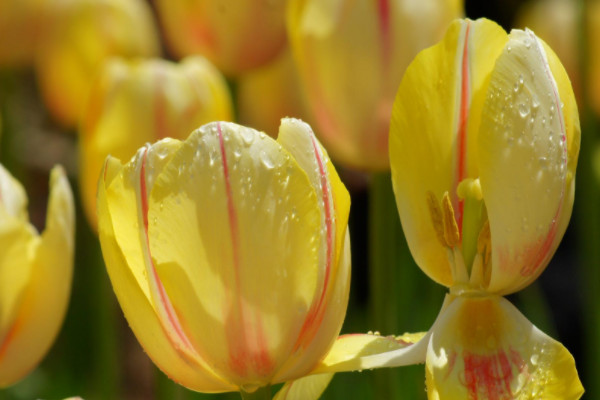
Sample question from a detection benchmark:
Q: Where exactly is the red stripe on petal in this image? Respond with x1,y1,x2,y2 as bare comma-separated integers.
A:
454,21,472,236
292,135,335,351
217,122,274,378
462,349,516,400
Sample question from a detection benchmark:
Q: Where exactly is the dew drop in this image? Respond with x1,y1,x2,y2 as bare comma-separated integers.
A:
530,354,539,365
518,103,530,118
240,129,255,146
260,150,275,169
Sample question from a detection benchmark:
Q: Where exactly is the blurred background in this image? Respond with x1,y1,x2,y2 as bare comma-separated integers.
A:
0,0,597,399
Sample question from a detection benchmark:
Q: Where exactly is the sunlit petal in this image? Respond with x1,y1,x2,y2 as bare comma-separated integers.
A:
98,152,232,392
146,122,323,387
426,295,583,399
479,29,579,294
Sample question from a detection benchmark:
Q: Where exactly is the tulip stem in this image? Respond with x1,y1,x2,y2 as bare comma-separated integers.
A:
240,386,271,400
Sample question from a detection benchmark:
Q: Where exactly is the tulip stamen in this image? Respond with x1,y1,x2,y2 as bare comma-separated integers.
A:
441,192,460,247
427,191,469,284
426,191,446,247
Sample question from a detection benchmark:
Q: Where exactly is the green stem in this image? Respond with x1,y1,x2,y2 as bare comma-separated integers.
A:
368,172,444,400
239,386,271,400
576,0,600,398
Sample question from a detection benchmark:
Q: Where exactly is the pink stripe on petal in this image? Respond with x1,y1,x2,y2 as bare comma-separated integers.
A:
138,148,196,356
216,122,273,377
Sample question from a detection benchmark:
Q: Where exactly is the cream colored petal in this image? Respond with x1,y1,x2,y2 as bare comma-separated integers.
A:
98,153,232,392
390,18,507,286
0,164,28,221
147,122,323,387
426,295,583,399
0,166,73,386
479,29,577,294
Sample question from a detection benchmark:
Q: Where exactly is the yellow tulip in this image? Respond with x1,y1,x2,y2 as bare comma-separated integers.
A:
98,119,352,394
287,0,462,170
237,49,314,137
0,0,51,67
36,0,160,128
387,18,582,398
0,165,74,386
155,0,287,76
80,56,233,231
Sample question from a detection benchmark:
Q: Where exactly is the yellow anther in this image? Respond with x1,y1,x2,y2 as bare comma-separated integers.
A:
426,191,446,247
477,220,491,267
456,178,483,201
441,192,460,247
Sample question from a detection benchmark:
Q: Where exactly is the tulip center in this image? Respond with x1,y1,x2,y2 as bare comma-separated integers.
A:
427,178,491,292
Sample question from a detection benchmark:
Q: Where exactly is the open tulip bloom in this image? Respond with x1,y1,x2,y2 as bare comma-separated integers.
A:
0,165,74,386
384,18,583,398
97,119,429,398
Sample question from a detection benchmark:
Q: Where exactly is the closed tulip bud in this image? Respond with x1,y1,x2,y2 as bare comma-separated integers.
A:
36,0,160,128
80,56,233,231
287,0,462,170
155,0,287,76
238,49,314,136
97,119,354,394
0,165,74,386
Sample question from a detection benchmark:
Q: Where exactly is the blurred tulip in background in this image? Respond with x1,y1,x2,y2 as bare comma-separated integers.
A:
79,56,233,230
0,0,52,67
155,0,287,76
0,165,74,387
516,0,600,115
237,49,313,137
388,18,582,397
35,0,161,128
287,0,462,170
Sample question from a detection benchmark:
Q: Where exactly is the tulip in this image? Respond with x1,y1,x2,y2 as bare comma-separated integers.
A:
79,55,233,231
0,165,74,386
98,119,428,398
386,18,582,398
36,0,160,128
237,49,314,137
155,0,287,76
286,0,462,170
0,0,51,67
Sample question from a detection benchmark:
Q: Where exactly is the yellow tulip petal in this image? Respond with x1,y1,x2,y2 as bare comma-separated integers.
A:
309,330,428,374
273,230,351,383
98,152,233,392
426,295,583,399
146,122,323,386
478,29,577,294
0,166,74,386
275,118,351,362
390,18,507,286
273,373,333,400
